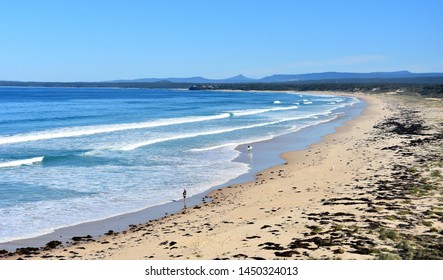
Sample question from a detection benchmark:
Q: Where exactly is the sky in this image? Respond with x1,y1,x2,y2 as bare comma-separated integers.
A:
1,0,442,82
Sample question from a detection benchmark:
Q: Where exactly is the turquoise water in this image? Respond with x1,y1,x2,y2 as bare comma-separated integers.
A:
0,87,361,242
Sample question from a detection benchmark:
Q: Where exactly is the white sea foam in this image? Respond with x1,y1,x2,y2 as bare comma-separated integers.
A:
0,113,231,145
119,120,283,151
189,143,240,152
119,111,335,151
0,156,44,168
312,98,344,102
189,135,277,153
286,115,339,132
228,105,298,117
192,114,342,154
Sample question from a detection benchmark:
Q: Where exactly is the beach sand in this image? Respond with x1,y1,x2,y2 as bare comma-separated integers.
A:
2,92,442,260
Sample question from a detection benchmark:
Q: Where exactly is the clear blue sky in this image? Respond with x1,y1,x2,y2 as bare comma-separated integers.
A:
1,0,442,82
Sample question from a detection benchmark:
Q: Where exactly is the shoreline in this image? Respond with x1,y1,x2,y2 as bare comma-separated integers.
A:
0,91,364,251
2,92,442,260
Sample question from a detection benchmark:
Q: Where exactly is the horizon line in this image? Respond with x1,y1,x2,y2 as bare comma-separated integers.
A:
3,70,443,83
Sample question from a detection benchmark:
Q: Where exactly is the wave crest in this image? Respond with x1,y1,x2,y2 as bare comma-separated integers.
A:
0,156,44,168
0,113,230,145
227,105,298,117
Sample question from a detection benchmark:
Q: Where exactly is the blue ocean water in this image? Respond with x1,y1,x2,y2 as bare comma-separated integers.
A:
0,87,361,242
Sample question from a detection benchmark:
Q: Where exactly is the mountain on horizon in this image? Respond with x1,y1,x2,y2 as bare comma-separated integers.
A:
223,74,256,83
106,71,443,84
259,71,443,82
108,74,255,84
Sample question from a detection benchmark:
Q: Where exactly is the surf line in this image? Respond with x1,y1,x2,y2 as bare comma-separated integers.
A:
119,120,283,151
0,113,231,145
0,156,44,168
0,105,302,146
119,110,340,151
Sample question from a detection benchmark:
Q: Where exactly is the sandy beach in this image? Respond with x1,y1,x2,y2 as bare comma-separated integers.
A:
1,92,442,260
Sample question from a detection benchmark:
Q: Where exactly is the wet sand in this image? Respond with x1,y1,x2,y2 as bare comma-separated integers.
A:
2,92,442,260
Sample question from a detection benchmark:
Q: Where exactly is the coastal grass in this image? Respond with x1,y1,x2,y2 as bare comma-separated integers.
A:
379,228,400,241
377,252,402,260
422,220,433,227
431,170,442,178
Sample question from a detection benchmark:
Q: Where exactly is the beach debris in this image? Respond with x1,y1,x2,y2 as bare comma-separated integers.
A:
274,250,300,257
232,253,248,259
245,235,261,239
45,240,62,249
15,247,39,256
104,230,114,236
71,235,93,242
259,242,284,251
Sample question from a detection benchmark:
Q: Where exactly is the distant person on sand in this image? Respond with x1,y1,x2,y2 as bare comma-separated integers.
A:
247,145,252,151
183,189,187,209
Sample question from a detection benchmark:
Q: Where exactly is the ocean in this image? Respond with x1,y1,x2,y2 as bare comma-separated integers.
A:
0,87,362,243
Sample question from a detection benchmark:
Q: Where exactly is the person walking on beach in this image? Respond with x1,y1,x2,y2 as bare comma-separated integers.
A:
183,189,187,209
247,145,252,151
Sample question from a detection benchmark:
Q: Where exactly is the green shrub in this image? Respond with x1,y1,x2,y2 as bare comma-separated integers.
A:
398,210,411,215
379,228,399,241
377,253,401,260
422,220,433,227
396,241,414,260
334,248,345,254
431,170,441,178
311,226,323,234
333,224,344,231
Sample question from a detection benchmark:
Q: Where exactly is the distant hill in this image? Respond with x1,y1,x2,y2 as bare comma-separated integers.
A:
223,74,256,83
260,71,443,82
109,77,209,83
107,71,443,84
108,74,255,84
2,71,443,97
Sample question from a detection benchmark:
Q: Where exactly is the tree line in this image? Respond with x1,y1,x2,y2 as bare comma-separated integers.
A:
1,79,442,97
